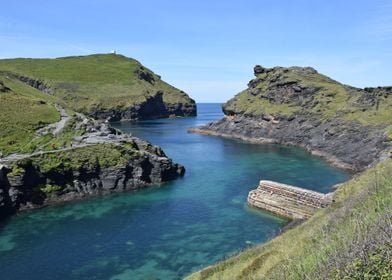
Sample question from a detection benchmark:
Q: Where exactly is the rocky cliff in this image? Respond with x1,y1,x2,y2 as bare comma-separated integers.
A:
191,65,392,171
90,90,196,121
0,131,184,220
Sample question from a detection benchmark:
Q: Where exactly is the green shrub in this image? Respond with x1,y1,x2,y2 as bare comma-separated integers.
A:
39,184,63,194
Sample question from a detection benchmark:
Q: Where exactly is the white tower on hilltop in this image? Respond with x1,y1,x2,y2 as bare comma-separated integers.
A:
110,50,116,54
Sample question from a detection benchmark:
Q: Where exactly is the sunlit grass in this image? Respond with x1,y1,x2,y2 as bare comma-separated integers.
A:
0,54,193,114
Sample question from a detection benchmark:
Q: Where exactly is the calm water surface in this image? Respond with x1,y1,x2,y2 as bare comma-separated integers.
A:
0,103,350,279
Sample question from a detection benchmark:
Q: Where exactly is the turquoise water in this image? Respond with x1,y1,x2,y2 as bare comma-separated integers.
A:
0,103,350,280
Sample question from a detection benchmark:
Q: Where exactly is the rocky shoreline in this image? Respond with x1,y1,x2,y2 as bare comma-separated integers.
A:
189,126,365,172
0,149,184,217
0,115,185,221
189,65,392,173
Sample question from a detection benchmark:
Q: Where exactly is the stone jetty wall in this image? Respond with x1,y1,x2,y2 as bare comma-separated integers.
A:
247,180,333,219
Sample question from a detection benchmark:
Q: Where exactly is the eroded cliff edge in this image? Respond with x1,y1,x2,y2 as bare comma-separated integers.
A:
190,65,392,171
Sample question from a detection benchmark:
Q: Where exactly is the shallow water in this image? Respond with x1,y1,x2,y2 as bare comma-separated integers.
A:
0,103,350,280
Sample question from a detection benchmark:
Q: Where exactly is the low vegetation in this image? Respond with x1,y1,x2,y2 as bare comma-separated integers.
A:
187,158,392,279
13,144,141,174
38,184,63,194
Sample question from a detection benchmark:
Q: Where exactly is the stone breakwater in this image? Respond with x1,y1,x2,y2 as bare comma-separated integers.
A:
247,180,333,220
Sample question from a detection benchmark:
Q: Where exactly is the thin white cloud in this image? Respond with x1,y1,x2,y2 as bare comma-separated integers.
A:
68,44,97,54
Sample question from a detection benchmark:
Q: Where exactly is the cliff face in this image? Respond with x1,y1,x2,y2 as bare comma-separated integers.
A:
90,90,196,121
192,65,392,171
0,137,184,218
0,166,14,219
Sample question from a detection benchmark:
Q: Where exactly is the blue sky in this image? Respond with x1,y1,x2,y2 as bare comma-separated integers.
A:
0,0,391,102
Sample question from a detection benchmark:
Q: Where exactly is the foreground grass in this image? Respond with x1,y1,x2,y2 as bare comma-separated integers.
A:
0,54,193,114
187,159,392,280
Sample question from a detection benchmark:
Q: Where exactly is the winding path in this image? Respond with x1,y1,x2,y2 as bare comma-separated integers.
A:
36,104,71,136
0,144,91,164
0,105,132,164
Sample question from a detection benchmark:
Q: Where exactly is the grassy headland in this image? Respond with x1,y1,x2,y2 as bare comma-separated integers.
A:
0,54,195,115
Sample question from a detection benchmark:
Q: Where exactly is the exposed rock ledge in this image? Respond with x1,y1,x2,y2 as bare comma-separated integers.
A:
189,114,389,172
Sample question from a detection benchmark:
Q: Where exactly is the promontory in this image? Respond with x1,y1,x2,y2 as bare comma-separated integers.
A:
0,53,196,221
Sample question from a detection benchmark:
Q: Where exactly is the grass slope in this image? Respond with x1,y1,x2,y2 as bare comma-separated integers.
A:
0,54,193,114
0,73,60,155
187,159,392,279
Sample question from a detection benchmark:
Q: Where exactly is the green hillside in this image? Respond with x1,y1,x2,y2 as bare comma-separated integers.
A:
0,54,195,115
0,72,60,155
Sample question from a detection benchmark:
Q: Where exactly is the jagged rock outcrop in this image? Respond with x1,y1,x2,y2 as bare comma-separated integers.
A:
190,65,392,171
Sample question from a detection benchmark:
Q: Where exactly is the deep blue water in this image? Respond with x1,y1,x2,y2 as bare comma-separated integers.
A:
0,103,350,280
